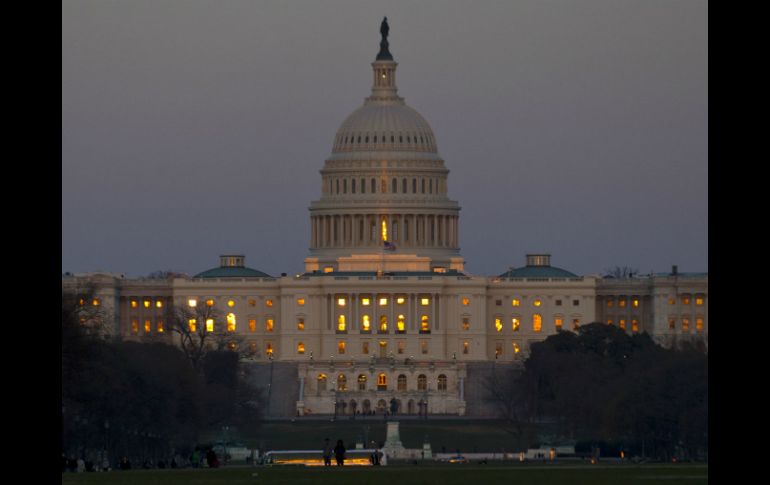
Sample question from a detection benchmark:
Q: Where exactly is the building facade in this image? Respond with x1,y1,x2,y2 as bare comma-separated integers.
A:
63,21,707,418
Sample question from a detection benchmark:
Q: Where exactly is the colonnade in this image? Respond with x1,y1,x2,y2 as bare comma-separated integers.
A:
310,213,459,249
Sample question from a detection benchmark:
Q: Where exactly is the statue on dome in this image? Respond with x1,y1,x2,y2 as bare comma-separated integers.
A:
380,17,389,40
377,17,393,60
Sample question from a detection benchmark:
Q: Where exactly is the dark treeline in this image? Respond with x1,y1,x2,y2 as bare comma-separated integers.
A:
61,286,262,467
490,323,707,461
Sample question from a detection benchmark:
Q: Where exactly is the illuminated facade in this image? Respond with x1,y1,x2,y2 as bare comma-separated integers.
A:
63,22,707,417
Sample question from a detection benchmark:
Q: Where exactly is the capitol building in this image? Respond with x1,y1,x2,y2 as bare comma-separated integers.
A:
64,20,707,418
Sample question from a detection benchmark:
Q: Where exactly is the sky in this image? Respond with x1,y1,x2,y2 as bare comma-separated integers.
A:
62,0,707,278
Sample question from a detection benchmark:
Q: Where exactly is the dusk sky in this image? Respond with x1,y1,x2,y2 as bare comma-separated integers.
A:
62,0,707,278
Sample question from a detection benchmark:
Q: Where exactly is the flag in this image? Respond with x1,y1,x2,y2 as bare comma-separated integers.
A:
383,240,397,251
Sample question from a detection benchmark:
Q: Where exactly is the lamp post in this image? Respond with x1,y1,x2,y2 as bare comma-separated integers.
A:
266,353,274,417
222,426,229,465
333,389,338,421
103,420,110,470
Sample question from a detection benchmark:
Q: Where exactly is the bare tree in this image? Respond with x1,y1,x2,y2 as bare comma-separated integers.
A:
603,266,640,279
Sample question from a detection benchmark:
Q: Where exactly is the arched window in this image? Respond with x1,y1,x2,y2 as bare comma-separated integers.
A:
392,178,397,193
381,178,387,193
379,315,388,333
377,373,387,390
396,314,406,333
226,313,236,332
391,135,395,143
336,179,340,194
337,315,346,332
358,374,367,391
297,342,305,354
361,178,366,194
399,135,403,143
417,374,427,391
429,179,433,194
352,179,356,194
343,179,347,194
357,135,361,143
361,314,371,332
533,314,542,332
373,135,377,143
420,315,430,333
338,341,346,354
337,374,347,391
421,179,425,193
437,374,447,391
397,374,407,391
371,178,376,193
317,373,327,392
402,178,407,193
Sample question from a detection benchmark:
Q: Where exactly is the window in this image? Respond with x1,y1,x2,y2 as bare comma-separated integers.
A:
92,298,101,306
379,296,388,306
533,299,542,307
397,314,406,333
337,315,346,332
337,297,346,307
495,318,503,332
606,319,613,326
511,298,520,307
417,374,427,391
696,296,705,306
206,318,214,333
632,298,639,308
512,341,521,354
420,340,429,354
555,317,563,331
618,298,627,308
682,296,691,305
668,297,675,305
338,341,346,354
266,342,273,358
248,342,257,356
205,299,215,307
631,319,639,333
361,314,371,332
143,300,151,309
130,300,138,309
157,320,164,333
297,318,305,331
606,299,614,308
438,375,447,391
249,319,256,332
420,315,430,333
379,315,388,333
188,318,197,332
668,317,676,330
462,317,470,331
227,341,237,352
463,341,470,355
188,298,198,308
266,299,274,307
462,297,470,306
420,297,430,306
512,318,520,332
362,341,369,354
573,300,580,306
297,298,306,306
337,374,347,391
377,374,387,390
266,318,274,332
397,341,405,354
496,300,502,306
248,298,256,307
696,317,704,332
555,300,562,306
226,313,236,332
361,296,371,306
619,319,626,330
495,342,503,358
144,319,152,333
533,314,542,332
572,318,581,331
297,342,305,354
397,374,407,391
396,296,406,305
358,374,367,391
227,299,236,308
682,318,690,332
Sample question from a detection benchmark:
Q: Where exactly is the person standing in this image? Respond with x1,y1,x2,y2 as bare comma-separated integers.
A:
322,438,333,467
333,439,346,466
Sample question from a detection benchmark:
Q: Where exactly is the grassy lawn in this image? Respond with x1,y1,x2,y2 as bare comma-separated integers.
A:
61,463,708,485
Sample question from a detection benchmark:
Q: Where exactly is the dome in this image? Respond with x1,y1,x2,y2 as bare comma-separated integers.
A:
193,255,272,279
499,254,578,279
331,102,438,154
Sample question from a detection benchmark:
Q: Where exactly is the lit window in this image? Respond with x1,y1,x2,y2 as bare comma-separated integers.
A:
143,319,151,333
682,318,690,332
695,297,704,306
495,318,503,332
248,342,257,355
512,299,520,307
377,373,387,390
533,300,542,307
533,314,542,332
421,297,430,306
188,298,197,308
362,342,369,354
266,343,273,357
606,319,613,326
618,299,627,308
379,297,388,306
420,315,430,333
668,317,676,330
421,341,429,354
631,319,639,333
92,299,100,306
619,319,626,330
463,341,470,355
188,318,197,332
396,296,406,305
381,218,388,242
248,299,256,307
696,317,704,332
130,300,138,308
143,300,151,309
668,297,675,305
297,298,306,306
555,317,563,331
462,318,470,331
206,318,214,333
682,296,691,305
462,298,470,306
249,319,256,332
572,318,580,331
606,299,614,308
379,315,388,333
438,374,448,391
358,374,367,391
361,297,371,306
337,297,346,307
338,341,346,354
266,299,274,307
266,318,274,332
156,300,163,308
131,319,139,334
323,267,334,273
227,313,236,332
397,341,405,354
495,342,503,358
512,318,520,332
227,342,237,352
512,342,521,354
317,373,327,390
632,299,639,308
361,314,371,332
297,342,305,354
206,299,215,307
397,314,406,333
337,315,346,332
297,318,305,331
157,320,164,333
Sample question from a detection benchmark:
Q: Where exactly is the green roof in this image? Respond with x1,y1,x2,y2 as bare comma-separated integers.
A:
498,266,578,278
194,266,272,279
303,270,465,277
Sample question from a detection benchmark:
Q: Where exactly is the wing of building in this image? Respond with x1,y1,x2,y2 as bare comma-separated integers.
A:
62,20,707,418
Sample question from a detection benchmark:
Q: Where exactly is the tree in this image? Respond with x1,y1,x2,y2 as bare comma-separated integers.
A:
603,266,640,278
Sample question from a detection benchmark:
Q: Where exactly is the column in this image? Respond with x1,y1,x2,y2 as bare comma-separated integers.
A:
299,376,305,401
459,377,464,401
